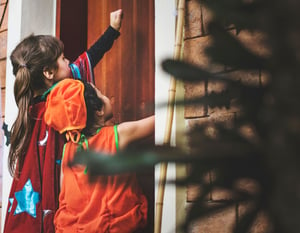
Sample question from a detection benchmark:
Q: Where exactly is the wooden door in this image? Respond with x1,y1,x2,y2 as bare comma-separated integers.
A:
87,3,154,232
57,1,155,232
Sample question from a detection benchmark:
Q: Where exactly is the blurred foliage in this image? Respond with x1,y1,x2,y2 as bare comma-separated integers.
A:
73,0,300,232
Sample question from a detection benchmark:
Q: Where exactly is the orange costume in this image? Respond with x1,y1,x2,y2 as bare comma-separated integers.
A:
44,80,148,233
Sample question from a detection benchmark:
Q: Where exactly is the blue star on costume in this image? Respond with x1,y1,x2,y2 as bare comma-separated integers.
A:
14,179,40,218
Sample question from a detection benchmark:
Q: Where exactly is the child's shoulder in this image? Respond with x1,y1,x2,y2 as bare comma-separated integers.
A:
95,125,117,135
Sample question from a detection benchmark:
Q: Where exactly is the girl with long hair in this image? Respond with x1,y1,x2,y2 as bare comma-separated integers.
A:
4,9,123,233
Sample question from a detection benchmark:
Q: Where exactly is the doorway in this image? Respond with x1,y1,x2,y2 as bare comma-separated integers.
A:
57,1,155,232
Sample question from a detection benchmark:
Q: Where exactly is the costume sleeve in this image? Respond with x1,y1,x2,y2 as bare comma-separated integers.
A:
70,52,94,83
87,26,120,67
70,26,120,84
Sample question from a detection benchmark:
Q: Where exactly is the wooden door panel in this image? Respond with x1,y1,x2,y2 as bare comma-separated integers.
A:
88,0,154,123
87,1,155,232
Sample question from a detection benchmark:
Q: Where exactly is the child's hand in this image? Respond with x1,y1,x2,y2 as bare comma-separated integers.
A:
110,9,123,31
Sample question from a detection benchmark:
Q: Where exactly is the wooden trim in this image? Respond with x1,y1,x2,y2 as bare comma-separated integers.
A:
55,0,61,37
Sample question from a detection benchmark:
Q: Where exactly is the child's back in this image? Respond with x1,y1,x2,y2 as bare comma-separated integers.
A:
45,79,154,233
55,126,148,233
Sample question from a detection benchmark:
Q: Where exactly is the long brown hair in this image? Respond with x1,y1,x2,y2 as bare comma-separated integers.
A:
9,34,64,177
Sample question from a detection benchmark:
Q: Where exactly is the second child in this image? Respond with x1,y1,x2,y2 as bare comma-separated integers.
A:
44,79,154,233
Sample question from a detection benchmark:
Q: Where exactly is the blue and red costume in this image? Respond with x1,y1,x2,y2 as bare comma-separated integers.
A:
4,26,120,233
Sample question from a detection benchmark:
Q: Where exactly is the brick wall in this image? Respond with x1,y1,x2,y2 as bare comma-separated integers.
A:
0,0,7,117
183,1,271,232
0,0,8,226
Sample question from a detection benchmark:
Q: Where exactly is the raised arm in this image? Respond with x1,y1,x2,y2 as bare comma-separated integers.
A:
117,115,154,150
70,9,123,82
87,9,123,68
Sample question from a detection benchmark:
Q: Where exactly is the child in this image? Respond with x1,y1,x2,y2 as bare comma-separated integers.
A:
4,9,123,233
44,79,154,233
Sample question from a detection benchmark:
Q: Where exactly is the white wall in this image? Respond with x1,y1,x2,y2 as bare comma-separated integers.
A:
1,1,56,232
155,1,177,233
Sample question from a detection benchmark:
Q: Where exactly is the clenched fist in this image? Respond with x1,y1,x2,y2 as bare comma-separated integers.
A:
110,9,123,31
